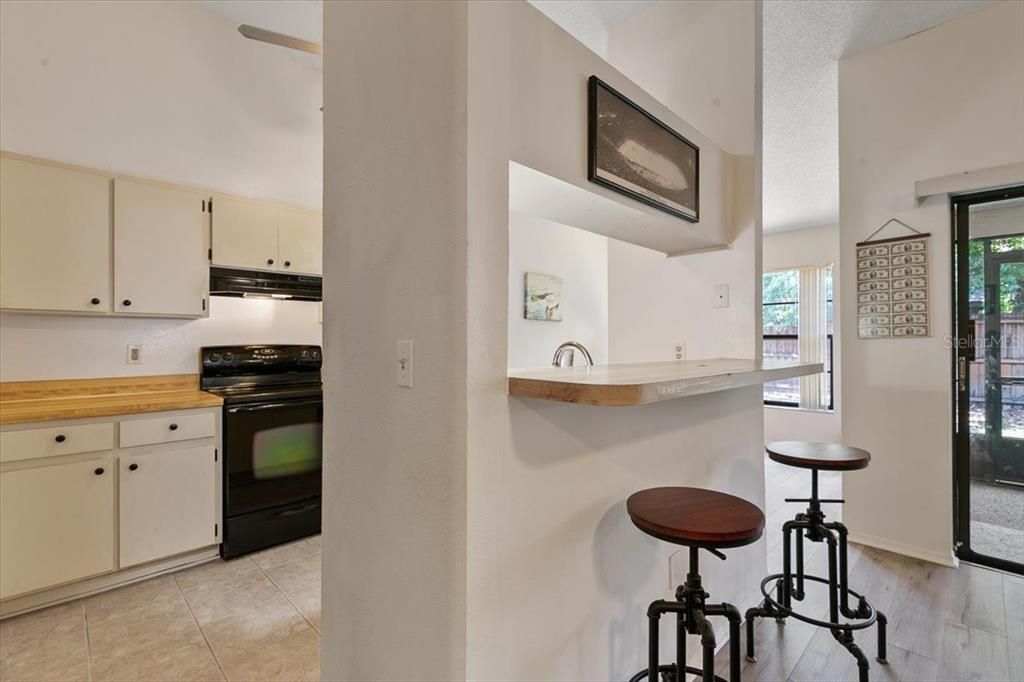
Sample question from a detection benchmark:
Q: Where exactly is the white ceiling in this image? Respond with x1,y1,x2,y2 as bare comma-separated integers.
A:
762,0,997,232
530,0,997,233
190,0,995,234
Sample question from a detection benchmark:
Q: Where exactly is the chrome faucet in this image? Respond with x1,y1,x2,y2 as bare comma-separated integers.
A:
552,341,594,368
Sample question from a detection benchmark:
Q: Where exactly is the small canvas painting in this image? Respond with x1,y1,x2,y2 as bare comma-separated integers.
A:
524,272,563,321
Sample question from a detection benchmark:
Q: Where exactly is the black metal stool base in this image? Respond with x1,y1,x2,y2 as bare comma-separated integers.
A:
630,548,743,682
628,663,728,682
745,469,888,682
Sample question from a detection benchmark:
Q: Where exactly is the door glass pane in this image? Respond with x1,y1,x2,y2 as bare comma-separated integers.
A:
967,197,1023,566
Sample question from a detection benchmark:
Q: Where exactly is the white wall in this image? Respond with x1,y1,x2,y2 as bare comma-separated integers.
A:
0,298,321,381
605,2,759,364
323,2,760,681
322,2,468,679
762,224,842,442
0,0,322,209
607,0,756,156
464,3,761,681
0,0,323,382
508,212,608,368
838,1,1024,565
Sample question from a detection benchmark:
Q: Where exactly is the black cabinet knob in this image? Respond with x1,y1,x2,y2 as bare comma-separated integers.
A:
122,299,132,307
94,467,105,476
54,434,66,443
129,463,139,471
169,423,178,431
284,260,291,267
90,298,101,305
267,258,275,266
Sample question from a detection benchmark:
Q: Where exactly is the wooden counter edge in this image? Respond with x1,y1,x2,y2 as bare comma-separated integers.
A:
507,362,824,407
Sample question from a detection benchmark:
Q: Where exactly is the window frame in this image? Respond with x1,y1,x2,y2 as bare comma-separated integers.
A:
762,267,835,411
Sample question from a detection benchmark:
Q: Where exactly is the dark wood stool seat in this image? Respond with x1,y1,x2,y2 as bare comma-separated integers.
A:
627,486,765,549
766,441,871,471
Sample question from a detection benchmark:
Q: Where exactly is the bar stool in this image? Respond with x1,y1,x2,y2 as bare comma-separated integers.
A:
745,442,887,682
627,486,765,682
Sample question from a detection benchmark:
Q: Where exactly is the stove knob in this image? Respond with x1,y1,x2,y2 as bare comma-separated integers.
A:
209,353,221,363
224,352,233,362
312,351,320,360
300,350,309,359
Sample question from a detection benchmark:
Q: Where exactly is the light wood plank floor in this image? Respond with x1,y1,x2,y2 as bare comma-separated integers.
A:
712,456,1024,682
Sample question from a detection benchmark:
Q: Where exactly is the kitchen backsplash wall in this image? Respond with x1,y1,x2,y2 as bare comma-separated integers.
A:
0,297,322,381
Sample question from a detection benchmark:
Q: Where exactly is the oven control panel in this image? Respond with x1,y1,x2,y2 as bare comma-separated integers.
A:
201,345,322,375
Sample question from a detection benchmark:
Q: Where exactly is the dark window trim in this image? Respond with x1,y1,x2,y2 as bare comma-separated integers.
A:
763,333,834,411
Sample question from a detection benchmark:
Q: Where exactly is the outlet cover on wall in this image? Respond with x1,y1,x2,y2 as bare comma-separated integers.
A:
668,549,687,590
714,284,730,308
127,344,142,364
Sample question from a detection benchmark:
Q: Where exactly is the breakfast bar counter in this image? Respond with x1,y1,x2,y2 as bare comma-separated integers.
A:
507,358,822,406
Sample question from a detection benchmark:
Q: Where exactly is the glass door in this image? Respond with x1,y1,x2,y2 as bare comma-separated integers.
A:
954,187,1024,574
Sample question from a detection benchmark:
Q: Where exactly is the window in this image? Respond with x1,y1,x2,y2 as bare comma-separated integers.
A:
762,267,834,409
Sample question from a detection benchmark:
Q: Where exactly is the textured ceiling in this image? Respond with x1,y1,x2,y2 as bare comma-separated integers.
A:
762,0,997,232
190,0,995,233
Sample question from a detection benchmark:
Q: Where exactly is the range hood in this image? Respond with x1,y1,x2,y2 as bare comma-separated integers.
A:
210,267,322,301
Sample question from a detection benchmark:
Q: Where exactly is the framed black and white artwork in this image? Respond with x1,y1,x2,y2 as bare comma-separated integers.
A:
587,75,699,222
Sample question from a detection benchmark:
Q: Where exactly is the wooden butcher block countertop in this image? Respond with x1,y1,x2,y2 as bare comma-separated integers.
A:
0,374,223,425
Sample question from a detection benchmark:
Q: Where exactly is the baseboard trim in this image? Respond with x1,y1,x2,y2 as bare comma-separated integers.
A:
848,532,957,568
0,546,219,619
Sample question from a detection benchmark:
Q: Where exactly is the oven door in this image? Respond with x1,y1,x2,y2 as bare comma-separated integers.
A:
223,396,323,518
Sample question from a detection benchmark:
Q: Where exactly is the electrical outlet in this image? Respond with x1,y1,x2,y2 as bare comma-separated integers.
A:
669,549,687,591
397,340,414,388
674,343,686,361
714,284,730,308
127,344,142,364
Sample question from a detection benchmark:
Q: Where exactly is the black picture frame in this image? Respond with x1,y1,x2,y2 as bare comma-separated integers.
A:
587,75,700,223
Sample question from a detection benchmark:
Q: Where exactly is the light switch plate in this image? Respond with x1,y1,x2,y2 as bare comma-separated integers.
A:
397,340,414,388
714,284,730,308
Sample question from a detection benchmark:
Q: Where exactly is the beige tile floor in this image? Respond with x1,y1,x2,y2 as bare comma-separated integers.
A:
0,535,321,682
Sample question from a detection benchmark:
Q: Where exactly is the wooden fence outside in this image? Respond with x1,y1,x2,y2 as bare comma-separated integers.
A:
763,319,1024,405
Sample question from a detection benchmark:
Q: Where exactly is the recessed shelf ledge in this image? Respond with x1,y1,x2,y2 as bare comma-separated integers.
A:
507,358,823,406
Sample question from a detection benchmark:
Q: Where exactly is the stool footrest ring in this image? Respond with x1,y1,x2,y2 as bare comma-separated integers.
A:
757,573,878,630
628,663,728,682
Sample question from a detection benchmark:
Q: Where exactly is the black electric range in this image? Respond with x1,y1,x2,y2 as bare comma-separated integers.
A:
201,345,323,558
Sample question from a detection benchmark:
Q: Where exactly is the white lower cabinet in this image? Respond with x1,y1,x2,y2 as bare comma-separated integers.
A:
0,407,220,605
0,455,115,599
119,444,218,567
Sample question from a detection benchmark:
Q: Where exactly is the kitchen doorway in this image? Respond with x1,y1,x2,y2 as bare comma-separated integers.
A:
953,186,1024,574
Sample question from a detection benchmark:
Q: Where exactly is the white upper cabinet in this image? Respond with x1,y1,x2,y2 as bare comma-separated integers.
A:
114,178,208,316
211,195,280,271
0,155,112,313
278,207,322,275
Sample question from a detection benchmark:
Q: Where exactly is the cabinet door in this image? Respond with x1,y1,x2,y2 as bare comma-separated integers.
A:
0,455,115,599
210,195,279,271
278,208,322,276
0,156,111,313
114,178,208,316
119,445,217,567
